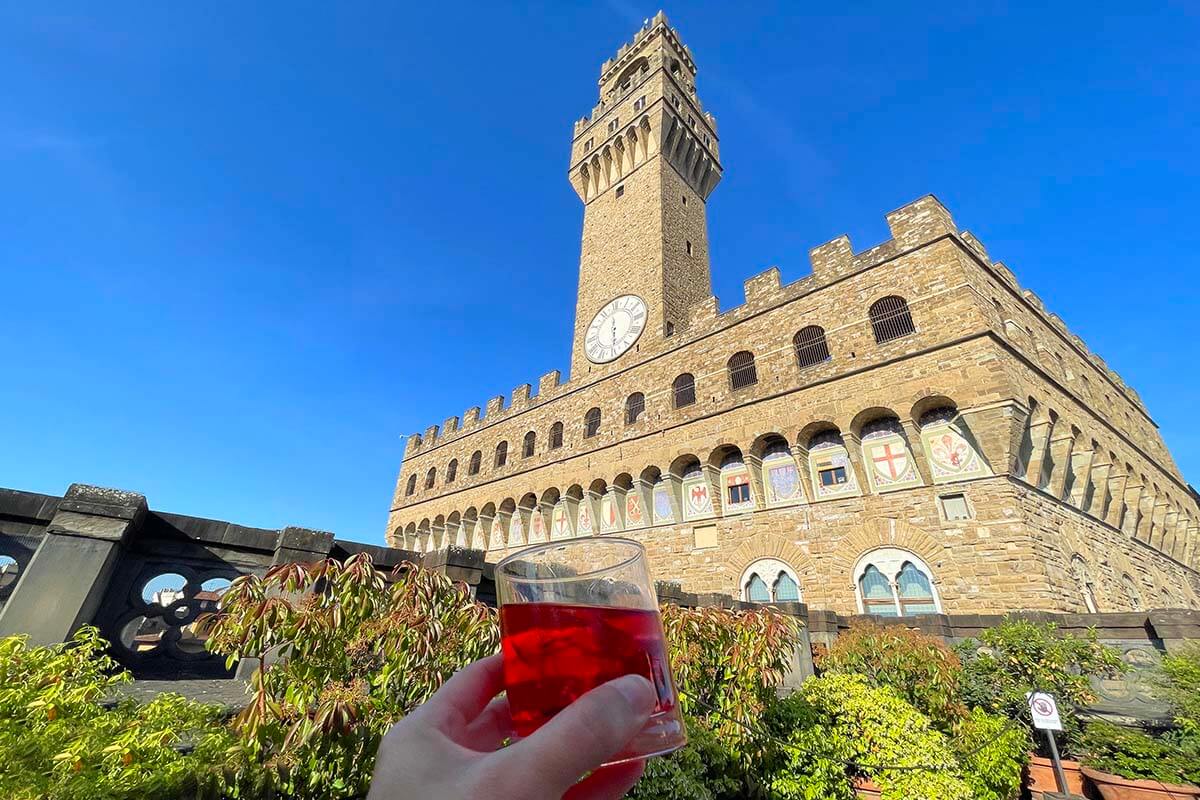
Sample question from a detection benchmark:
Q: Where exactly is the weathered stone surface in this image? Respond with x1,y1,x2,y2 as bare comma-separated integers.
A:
386,17,1200,615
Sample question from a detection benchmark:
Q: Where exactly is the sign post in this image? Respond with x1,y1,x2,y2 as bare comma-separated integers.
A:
1029,691,1068,794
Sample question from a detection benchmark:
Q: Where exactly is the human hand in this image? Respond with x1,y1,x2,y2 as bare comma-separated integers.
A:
367,653,657,800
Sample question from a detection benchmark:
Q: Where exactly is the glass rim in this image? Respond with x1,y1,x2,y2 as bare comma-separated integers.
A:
494,537,646,584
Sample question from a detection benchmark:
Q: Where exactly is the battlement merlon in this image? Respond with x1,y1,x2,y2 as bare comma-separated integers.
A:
400,195,1150,458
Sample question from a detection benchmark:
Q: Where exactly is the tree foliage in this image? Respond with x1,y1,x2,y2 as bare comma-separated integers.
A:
819,622,966,727
205,553,499,799
0,627,238,800
955,617,1123,743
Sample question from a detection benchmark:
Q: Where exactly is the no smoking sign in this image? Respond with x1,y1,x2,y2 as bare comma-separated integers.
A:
1029,691,1063,731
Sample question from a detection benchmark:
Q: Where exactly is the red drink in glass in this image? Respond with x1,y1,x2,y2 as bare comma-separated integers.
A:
495,538,687,764
500,602,677,736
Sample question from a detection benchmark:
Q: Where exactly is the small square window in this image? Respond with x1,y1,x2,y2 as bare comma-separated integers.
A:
940,493,972,521
665,321,675,337
584,137,593,152
681,195,687,206
819,466,848,487
634,95,646,112
687,114,696,129
608,117,620,133
728,483,750,504
615,185,624,198
685,240,692,255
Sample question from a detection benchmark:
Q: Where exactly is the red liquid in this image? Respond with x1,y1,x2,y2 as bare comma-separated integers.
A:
500,602,677,737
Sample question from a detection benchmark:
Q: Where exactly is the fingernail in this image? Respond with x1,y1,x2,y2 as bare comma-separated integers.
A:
610,674,656,714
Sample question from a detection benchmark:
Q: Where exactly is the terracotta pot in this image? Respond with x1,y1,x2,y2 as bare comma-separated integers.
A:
1026,755,1090,798
1081,766,1200,800
853,777,882,799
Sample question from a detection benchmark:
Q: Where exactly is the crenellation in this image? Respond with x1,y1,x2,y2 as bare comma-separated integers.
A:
539,369,562,398
742,266,781,305
386,17,1198,615
885,194,957,249
442,416,459,436
959,231,990,263
423,424,440,444
404,433,423,457
687,295,719,328
809,235,854,280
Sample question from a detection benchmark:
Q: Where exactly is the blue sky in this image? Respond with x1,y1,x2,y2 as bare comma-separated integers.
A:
3,2,1198,546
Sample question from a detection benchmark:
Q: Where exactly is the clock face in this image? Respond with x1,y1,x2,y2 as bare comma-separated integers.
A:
585,294,647,364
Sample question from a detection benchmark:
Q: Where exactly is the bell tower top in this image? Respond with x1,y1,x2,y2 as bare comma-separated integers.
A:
569,11,722,203
566,13,723,381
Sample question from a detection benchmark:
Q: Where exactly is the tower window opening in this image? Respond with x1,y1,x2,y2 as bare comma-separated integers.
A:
869,295,916,344
585,407,601,438
673,373,696,408
686,240,692,255
687,114,696,129
608,117,620,133
625,392,645,425
681,195,687,206
727,351,757,390
634,95,646,112
665,321,675,337
549,421,563,449
584,137,593,152
793,325,831,368
703,134,711,147
616,185,624,198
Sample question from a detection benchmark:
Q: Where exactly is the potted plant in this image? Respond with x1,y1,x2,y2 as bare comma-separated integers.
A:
1077,721,1200,799
1025,755,1089,798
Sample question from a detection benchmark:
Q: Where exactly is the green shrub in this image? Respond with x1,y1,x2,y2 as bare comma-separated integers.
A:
951,708,1029,800
0,627,240,800
1079,720,1200,786
765,673,975,800
1156,641,1200,735
627,715,748,800
660,602,800,759
956,617,1123,746
818,622,965,727
206,554,500,799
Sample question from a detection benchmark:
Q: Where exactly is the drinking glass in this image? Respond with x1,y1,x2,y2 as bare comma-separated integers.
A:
495,537,687,764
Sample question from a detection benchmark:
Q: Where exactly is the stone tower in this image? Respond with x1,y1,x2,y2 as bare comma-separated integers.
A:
568,12,723,381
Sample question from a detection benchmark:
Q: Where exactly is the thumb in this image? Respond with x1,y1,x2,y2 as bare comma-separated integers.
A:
497,674,656,796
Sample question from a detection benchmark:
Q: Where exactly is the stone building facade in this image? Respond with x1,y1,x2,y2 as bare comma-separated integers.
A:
386,13,1200,617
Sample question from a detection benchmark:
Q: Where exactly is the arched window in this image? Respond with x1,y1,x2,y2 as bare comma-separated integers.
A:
853,548,941,617
405,474,417,496
728,351,757,390
740,559,802,603
522,431,536,458
1121,573,1143,611
869,295,915,344
494,441,508,468
468,450,482,475
625,392,645,424
793,326,831,368
424,467,436,490
446,459,458,484
859,565,894,615
673,373,696,408
897,562,938,615
1070,555,1098,613
745,574,769,603
549,421,563,449
774,572,800,602
585,407,602,438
